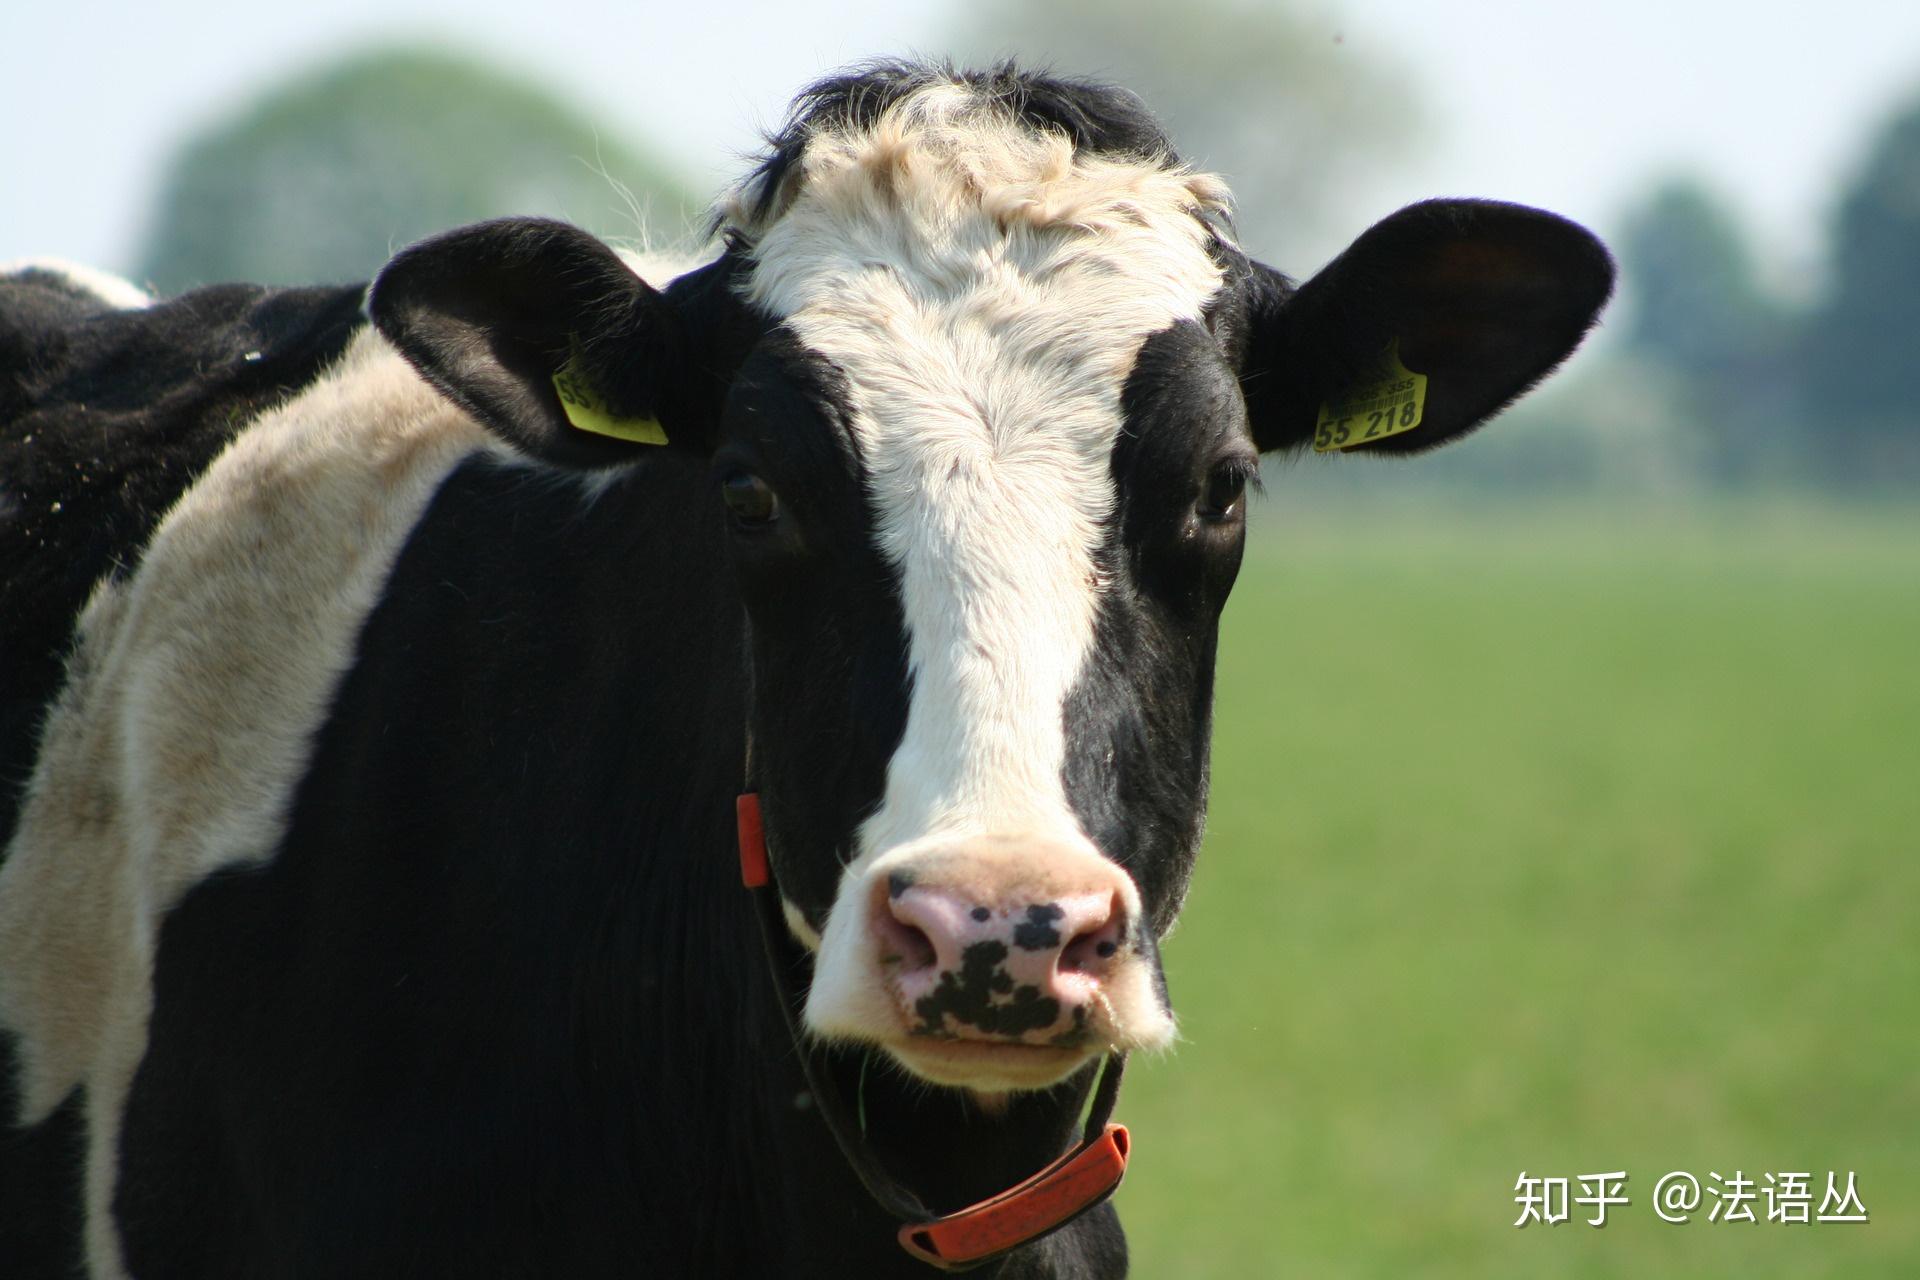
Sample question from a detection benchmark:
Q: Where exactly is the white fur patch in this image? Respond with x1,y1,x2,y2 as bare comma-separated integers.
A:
0,329,499,1278
726,88,1228,1055
1,257,153,309
614,244,713,290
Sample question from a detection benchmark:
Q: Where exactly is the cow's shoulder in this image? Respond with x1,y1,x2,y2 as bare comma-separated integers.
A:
0,313,496,1130
1,279,370,827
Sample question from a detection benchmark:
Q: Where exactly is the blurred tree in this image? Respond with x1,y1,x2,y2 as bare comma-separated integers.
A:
1621,180,1774,372
949,0,1418,266
1616,178,1795,482
136,48,698,293
1802,95,1920,479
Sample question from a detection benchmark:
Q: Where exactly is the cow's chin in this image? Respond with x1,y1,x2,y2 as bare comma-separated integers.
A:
882,1037,1098,1093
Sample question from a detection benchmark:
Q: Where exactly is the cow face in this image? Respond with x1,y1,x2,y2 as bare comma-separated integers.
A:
371,70,1612,1097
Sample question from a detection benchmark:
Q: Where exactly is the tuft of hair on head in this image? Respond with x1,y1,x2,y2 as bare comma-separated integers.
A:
715,58,1233,245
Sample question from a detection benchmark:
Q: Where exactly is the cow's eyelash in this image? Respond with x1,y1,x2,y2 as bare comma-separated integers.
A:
1215,456,1263,496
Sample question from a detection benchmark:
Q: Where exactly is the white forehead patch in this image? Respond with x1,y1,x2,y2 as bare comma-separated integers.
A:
730,89,1230,861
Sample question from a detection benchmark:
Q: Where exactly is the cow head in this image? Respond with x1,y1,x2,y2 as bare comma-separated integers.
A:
370,64,1611,1097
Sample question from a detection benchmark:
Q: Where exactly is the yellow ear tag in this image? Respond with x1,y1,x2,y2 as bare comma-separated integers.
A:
551,352,668,446
1313,343,1427,452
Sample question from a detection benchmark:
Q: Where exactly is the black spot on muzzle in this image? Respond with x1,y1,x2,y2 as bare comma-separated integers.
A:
911,940,1060,1039
1011,903,1065,951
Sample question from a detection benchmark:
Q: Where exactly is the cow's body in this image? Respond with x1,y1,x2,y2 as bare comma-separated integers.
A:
1,63,1611,1277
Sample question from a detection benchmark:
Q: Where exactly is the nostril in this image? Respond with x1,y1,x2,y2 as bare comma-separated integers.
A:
1059,893,1129,975
874,904,937,973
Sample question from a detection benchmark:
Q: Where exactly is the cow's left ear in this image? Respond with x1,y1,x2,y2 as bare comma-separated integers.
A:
369,217,713,467
1238,199,1614,454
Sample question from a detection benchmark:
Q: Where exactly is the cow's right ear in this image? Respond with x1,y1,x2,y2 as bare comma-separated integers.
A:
369,217,708,467
1236,200,1614,455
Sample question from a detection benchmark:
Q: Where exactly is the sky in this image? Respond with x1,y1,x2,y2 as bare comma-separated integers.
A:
7,0,1920,295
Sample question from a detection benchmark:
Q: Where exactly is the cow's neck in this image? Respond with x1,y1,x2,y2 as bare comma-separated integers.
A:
538,461,1110,1268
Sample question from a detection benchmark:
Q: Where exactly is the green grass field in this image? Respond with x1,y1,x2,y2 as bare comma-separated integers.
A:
1116,501,1919,1277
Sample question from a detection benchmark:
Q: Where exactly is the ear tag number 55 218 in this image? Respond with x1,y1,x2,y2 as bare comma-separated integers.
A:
1314,344,1427,452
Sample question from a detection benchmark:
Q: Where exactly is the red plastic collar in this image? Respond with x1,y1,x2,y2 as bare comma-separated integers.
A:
897,1124,1131,1271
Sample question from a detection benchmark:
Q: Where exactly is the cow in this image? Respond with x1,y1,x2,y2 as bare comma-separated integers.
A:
0,61,1613,1278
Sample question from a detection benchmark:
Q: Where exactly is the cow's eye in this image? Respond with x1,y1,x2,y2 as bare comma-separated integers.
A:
1197,460,1251,522
721,470,780,527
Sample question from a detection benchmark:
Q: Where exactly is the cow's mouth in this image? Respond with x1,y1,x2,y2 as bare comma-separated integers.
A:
883,1036,1096,1091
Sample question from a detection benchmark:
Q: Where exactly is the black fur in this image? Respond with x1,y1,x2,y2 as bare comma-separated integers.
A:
1061,322,1254,940
704,326,913,934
